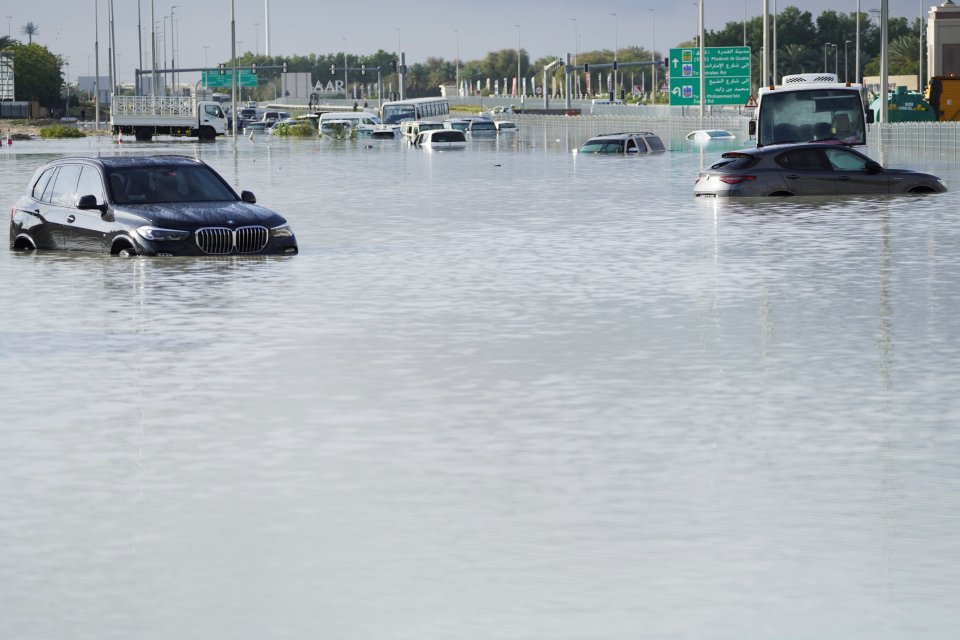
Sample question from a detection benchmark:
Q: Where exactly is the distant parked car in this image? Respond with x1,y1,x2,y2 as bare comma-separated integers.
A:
694,143,947,197
578,131,666,154
686,129,735,142
412,129,467,149
466,119,498,135
9,155,298,256
494,121,518,132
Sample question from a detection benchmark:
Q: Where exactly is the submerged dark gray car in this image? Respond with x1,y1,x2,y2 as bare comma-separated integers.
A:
694,143,946,197
10,155,298,256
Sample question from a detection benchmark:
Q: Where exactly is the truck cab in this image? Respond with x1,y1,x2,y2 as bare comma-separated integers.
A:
750,73,872,147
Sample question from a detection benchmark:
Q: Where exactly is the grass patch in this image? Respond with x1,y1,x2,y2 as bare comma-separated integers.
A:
40,124,86,138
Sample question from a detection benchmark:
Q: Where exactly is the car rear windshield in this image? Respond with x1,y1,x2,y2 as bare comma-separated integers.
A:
712,153,761,170
580,140,624,154
107,165,238,204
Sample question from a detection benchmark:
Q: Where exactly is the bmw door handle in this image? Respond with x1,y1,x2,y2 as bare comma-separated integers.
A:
837,176,850,181
67,214,76,223
786,174,800,180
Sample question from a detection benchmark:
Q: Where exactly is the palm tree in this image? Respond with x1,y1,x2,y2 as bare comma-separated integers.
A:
778,44,818,77
0,35,17,51
888,34,919,75
21,22,39,45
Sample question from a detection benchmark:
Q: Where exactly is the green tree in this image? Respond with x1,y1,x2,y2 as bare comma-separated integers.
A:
9,42,62,108
406,62,429,97
778,43,818,76
0,35,18,50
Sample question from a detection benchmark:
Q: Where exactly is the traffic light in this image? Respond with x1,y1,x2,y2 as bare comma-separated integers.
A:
219,63,226,75
251,62,257,75
391,58,398,72
612,61,618,70
583,63,589,73
330,64,336,74
282,61,288,73
361,64,366,76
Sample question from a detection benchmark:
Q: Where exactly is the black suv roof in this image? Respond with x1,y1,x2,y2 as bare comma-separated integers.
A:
44,155,206,169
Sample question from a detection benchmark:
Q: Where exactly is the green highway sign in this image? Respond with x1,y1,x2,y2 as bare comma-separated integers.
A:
202,69,259,88
668,47,751,106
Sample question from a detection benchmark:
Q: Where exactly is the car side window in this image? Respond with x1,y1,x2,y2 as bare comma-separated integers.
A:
32,167,56,200
776,149,828,171
76,166,106,205
824,148,871,172
49,164,82,207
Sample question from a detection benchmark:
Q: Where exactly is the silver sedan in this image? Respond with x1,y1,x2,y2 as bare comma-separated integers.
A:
694,143,946,197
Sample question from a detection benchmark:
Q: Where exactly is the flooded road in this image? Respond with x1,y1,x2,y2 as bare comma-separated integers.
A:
2,126,959,639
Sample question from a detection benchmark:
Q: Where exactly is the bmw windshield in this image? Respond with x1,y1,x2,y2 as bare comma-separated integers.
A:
107,166,238,205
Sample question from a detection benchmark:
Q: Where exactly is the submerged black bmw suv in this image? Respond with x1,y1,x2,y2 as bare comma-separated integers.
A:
10,155,298,257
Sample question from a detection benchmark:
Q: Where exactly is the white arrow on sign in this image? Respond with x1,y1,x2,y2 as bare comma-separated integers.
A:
672,58,680,68
672,87,681,96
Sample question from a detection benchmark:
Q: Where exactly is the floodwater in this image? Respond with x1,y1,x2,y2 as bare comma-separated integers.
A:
1,125,959,640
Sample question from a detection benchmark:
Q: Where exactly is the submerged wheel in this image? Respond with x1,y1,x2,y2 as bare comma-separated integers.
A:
134,128,153,142
115,245,138,257
198,126,216,142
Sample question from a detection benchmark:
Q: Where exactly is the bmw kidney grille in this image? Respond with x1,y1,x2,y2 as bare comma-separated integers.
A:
195,226,269,254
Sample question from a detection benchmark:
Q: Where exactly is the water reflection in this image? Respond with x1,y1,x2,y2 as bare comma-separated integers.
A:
1,129,959,639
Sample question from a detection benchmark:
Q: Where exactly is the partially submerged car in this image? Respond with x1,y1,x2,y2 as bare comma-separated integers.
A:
686,129,736,142
412,129,467,149
694,143,946,197
578,131,666,154
10,155,298,256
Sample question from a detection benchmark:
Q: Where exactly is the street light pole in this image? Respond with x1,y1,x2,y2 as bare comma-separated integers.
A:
856,0,861,84
170,6,178,95
571,18,578,98
454,28,459,97
824,42,830,73
844,40,851,82
342,38,348,100
650,9,656,102
136,1,142,95
611,12,618,100
515,24,521,102
150,0,157,95
834,43,838,76
94,0,100,128
919,0,924,91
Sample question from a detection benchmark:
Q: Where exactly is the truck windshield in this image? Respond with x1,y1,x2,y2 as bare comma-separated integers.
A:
758,89,866,146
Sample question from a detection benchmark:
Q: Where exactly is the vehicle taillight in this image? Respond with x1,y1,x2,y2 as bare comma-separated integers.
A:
719,175,757,184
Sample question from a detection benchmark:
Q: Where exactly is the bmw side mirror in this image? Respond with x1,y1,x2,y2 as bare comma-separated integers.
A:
77,194,107,213
240,190,257,204
865,160,882,174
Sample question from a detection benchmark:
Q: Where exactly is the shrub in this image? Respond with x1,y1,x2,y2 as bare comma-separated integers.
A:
39,124,86,138
272,122,315,137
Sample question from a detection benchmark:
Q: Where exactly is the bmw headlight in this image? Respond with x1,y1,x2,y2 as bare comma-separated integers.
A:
270,223,295,238
136,226,190,241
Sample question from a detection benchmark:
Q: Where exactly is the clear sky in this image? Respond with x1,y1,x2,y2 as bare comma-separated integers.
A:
5,1,925,82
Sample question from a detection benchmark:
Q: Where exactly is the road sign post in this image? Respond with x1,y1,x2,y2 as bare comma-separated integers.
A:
668,47,750,107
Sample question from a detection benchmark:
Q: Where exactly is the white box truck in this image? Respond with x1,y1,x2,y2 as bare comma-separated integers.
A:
110,95,228,141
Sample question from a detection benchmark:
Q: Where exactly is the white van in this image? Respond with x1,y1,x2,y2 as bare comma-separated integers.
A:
399,119,445,140
317,111,382,133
